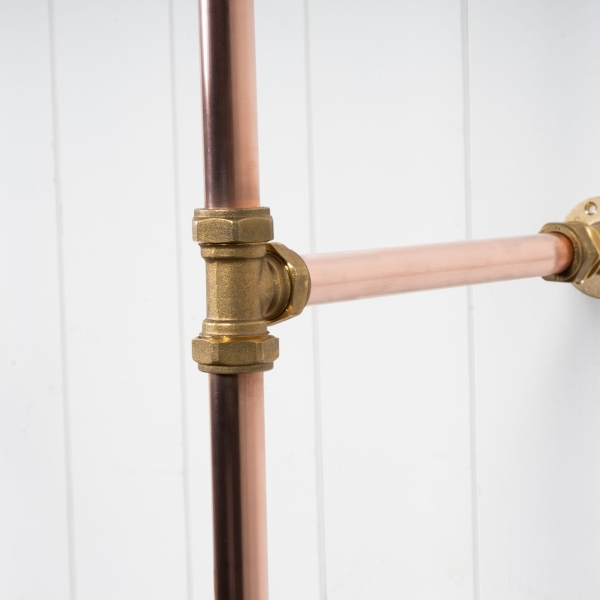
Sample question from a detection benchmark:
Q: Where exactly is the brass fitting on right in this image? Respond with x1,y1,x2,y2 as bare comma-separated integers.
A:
191,207,311,374
541,197,600,297
540,221,600,284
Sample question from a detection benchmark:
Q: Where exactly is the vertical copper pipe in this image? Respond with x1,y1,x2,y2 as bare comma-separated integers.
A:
200,0,260,208
199,0,268,598
210,374,268,600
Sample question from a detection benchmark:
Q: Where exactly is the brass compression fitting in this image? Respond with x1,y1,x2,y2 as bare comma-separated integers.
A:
191,207,311,374
541,197,600,297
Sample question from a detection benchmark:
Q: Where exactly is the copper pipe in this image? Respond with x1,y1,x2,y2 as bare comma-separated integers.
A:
199,0,268,597
210,374,268,600
304,233,573,305
200,0,260,208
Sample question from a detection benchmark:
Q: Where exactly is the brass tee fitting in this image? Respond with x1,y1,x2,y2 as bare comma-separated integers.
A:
541,197,600,297
191,207,311,374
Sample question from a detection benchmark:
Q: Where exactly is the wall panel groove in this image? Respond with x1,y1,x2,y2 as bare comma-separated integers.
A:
48,0,78,595
302,0,329,596
0,1,72,598
167,0,194,597
460,1,481,598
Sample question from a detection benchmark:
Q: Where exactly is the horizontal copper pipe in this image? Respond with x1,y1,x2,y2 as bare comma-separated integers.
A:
304,233,573,306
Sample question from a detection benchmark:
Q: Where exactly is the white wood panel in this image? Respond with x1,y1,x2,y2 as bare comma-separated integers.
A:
469,1,600,598
309,1,475,598
168,0,211,598
15,2,600,599
52,1,188,598
0,2,72,598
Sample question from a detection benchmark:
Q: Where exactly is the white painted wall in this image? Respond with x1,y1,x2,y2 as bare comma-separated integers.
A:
2,1,600,599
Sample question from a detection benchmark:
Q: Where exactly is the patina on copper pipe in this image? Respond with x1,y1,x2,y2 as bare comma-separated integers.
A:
199,0,268,598
304,233,573,305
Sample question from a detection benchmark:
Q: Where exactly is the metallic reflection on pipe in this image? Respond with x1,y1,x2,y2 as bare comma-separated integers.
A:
199,0,268,596
304,233,573,306
200,0,260,208
210,373,268,600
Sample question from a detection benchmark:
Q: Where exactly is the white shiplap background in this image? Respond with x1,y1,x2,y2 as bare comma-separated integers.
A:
3,1,600,599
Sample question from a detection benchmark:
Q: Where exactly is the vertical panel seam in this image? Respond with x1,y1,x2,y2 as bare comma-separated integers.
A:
461,1,481,598
303,0,328,597
168,1,194,598
47,1,77,598
311,310,327,599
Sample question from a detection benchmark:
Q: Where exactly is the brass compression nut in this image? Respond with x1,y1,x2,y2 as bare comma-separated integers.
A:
540,221,600,284
192,207,274,243
192,335,279,374
192,207,311,374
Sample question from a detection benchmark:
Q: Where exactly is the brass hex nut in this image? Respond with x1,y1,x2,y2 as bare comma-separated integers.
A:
193,207,274,244
540,222,600,283
192,334,279,374
266,243,311,323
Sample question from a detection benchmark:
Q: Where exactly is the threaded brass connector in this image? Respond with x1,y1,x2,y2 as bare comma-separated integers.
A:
192,207,310,374
541,197,600,297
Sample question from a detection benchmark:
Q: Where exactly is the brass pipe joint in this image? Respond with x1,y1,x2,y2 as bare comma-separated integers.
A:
541,197,600,297
192,207,311,374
